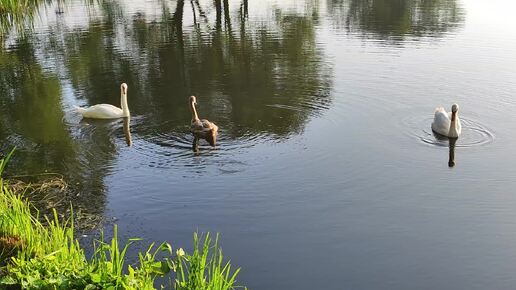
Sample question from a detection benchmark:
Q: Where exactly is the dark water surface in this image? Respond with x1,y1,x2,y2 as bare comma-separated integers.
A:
2,0,516,289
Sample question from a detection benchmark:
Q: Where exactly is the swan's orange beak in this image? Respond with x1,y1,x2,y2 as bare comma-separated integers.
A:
451,111,456,122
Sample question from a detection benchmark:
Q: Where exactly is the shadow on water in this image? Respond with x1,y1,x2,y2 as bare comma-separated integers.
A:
192,137,199,154
123,117,132,146
432,130,457,167
52,0,332,169
0,0,334,219
0,0,469,216
328,0,465,43
40,0,334,137
0,38,114,224
448,137,456,167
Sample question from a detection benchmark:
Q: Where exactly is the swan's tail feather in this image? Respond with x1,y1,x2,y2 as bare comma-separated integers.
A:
434,107,445,113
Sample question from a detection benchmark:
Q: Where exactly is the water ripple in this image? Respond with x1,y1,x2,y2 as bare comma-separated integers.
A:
403,115,494,148
125,119,274,173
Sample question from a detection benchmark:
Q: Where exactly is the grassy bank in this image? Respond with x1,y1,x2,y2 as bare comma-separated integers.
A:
0,0,39,13
0,150,244,289
0,0,41,36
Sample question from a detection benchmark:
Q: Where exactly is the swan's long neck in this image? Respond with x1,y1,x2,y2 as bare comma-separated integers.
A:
190,100,199,122
449,111,458,137
121,93,130,117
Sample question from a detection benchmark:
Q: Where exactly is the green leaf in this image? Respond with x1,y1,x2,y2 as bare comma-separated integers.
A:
159,242,173,255
90,273,101,283
0,276,17,285
128,264,135,278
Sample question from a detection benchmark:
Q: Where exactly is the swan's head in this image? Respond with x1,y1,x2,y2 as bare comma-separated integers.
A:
451,103,459,113
121,83,128,95
190,95,197,106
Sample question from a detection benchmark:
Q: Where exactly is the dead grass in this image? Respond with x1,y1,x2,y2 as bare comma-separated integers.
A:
5,174,103,230
0,234,24,263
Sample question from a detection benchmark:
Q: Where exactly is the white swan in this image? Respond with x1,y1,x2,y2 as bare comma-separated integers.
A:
75,83,130,119
431,103,462,138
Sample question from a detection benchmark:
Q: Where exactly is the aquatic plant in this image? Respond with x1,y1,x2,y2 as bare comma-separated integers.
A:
0,150,244,289
175,233,243,290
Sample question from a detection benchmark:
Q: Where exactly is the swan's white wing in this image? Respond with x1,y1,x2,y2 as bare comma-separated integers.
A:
78,104,123,119
431,109,451,136
455,116,462,136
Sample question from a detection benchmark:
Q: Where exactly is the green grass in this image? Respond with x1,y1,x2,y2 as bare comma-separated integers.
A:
175,233,243,290
0,0,96,37
0,150,245,289
0,0,41,13
0,0,43,36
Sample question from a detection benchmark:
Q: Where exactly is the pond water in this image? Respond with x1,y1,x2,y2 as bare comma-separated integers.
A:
2,0,516,289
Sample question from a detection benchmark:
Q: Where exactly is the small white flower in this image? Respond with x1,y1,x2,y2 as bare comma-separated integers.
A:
176,248,185,257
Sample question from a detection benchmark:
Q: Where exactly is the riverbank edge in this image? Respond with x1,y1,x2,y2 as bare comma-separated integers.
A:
0,150,244,289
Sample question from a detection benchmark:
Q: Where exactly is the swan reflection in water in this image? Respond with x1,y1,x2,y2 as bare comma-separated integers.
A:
192,137,199,154
78,117,132,147
432,131,457,167
123,117,132,146
448,137,457,167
